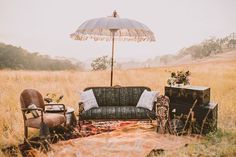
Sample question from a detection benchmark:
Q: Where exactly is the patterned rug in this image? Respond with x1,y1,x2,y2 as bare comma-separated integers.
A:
16,121,143,156
33,121,197,157
79,121,140,136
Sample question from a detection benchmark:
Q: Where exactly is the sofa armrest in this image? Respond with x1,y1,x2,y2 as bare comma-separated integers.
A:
78,102,84,115
153,100,157,112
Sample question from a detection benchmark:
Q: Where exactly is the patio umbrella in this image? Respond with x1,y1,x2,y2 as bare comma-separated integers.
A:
71,10,155,86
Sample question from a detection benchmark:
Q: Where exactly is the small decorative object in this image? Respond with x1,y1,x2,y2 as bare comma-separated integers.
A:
44,93,64,103
156,95,170,134
167,70,191,87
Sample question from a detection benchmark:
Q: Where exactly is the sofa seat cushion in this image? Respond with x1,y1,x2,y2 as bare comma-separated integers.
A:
80,106,156,120
25,113,65,128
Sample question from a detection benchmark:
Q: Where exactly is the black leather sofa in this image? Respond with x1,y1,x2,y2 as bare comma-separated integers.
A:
78,86,156,121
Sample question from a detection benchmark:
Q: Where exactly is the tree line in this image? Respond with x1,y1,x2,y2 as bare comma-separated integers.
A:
0,43,82,70
160,33,236,64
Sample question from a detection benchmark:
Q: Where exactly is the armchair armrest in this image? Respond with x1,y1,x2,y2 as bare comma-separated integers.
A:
44,103,66,116
21,108,44,122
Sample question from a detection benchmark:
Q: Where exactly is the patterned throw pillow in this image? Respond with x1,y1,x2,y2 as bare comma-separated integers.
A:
136,90,159,111
28,104,40,118
80,89,99,111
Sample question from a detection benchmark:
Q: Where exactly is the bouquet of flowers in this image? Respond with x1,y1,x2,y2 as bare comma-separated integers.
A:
44,93,64,103
167,70,191,86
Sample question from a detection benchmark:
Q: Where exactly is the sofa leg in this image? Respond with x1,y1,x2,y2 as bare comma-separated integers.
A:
78,120,84,131
78,121,81,131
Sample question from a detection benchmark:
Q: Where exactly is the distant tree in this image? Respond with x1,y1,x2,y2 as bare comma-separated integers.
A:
91,55,111,71
177,48,189,58
228,39,236,48
201,38,222,56
228,33,236,48
115,63,122,69
160,55,174,65
188,45,204,59
151,33,235,64
185,38,222,59
0,42,82,70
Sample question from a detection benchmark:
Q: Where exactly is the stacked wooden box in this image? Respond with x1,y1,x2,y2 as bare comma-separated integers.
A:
165,85,218,134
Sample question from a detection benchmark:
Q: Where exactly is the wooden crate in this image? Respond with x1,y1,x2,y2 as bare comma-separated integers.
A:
165,85,210,106
169,102,218,134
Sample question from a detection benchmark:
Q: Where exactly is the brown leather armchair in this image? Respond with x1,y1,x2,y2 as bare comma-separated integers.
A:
20,89,66,139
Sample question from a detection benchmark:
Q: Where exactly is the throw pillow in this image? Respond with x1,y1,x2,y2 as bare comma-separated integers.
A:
80,89,99,111
28,104,40,118
136,90,159,111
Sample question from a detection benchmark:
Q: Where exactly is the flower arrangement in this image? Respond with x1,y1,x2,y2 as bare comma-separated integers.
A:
167,70,191,86
44,93,64,103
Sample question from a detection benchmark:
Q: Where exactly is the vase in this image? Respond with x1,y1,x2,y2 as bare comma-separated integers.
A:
176,83,184,87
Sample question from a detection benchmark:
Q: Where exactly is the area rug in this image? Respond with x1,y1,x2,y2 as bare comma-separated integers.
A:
33,121,198,157
79,121,139,137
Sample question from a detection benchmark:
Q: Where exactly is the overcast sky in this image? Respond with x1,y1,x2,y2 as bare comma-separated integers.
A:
0,0,235,61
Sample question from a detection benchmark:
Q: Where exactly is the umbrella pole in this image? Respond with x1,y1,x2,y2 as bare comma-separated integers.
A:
110,31,115,86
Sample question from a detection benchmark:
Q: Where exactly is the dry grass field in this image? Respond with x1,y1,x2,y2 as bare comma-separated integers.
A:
0,57,236,156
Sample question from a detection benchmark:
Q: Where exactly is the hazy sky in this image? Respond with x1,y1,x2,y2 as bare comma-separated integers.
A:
0,0,235,61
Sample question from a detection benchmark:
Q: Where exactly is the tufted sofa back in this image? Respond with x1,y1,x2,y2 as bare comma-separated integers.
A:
84,86,151,106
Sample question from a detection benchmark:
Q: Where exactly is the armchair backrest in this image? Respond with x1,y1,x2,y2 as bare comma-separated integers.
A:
84,86,151,106
20,89,45,109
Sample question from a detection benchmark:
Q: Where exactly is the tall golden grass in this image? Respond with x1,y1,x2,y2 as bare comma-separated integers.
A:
0,58,236,150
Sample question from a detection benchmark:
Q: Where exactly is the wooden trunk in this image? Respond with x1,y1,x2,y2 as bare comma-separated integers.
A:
169,102,218,134
165,85,210,106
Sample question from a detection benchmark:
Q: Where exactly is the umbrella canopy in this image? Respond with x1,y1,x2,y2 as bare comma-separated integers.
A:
71,11,155,86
